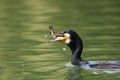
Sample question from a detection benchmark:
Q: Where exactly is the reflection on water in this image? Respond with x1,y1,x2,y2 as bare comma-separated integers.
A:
68,67,83,80
0,0,120,80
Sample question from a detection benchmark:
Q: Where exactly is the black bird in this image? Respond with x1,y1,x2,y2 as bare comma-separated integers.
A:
49,30,85,66
48,29,120,71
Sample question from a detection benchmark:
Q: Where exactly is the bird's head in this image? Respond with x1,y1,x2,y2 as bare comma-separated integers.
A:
51,30,79,44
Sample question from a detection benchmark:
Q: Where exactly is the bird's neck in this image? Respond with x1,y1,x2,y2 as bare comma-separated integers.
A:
67,39,83,65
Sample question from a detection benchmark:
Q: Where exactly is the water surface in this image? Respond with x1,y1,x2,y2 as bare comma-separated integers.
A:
0,0,120,80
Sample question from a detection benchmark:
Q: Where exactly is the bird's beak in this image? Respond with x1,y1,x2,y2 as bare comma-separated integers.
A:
48,32,67,43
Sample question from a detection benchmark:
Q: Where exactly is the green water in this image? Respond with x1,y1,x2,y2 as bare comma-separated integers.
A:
0,0,120,80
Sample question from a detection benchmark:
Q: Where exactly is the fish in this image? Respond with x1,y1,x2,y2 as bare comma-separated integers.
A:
49,26,55,36
47,26,65,43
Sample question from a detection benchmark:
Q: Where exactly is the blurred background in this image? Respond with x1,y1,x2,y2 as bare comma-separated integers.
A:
0,0,120,80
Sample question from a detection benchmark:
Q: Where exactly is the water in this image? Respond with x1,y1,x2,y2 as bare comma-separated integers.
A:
0,0,120,80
